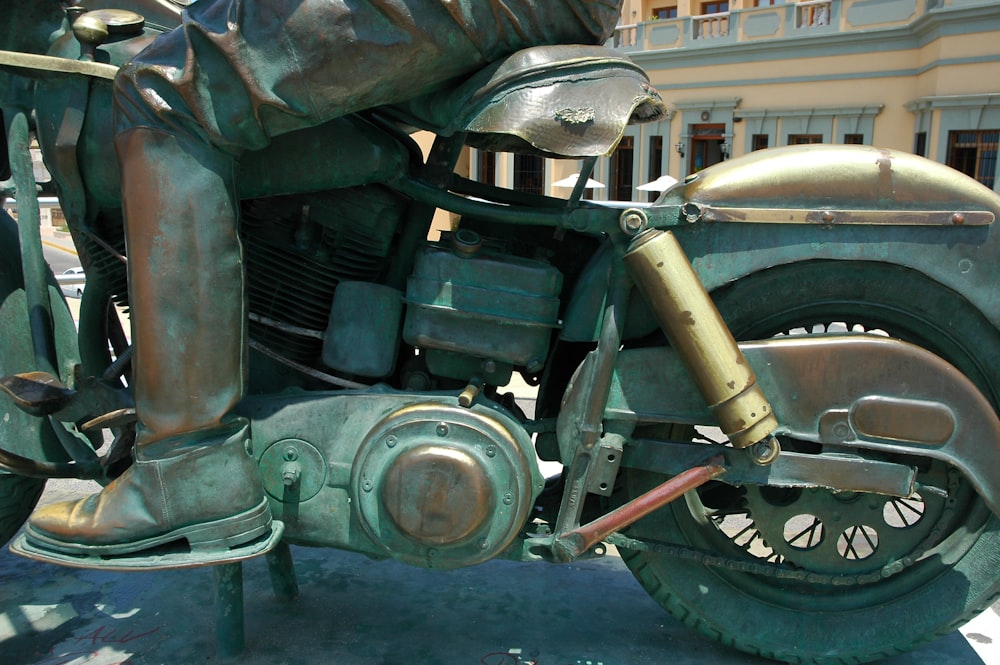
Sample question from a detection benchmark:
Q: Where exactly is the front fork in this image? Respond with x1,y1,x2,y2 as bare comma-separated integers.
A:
550,222,779,560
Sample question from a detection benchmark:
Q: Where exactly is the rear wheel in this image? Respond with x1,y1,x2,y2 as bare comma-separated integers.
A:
620,261,1000,664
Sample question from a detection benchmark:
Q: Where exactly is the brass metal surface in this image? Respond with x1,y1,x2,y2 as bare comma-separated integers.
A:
0,49,119,80
352,402,541,568
664,144,1000,221
623,229,777,448
381,445,494,544
852,396,956,445
694,206,993,226
84,9,146,35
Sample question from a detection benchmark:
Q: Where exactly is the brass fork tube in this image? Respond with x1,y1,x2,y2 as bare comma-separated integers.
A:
623,229,778,448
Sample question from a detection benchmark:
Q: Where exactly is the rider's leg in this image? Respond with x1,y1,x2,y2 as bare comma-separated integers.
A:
25,126,270,555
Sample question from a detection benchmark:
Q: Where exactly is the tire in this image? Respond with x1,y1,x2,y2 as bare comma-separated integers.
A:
620,260,1000,664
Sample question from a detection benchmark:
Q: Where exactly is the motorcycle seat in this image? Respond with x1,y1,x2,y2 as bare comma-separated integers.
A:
383,45,667,159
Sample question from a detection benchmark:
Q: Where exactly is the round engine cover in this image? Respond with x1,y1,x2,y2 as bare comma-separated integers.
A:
352,402,541,568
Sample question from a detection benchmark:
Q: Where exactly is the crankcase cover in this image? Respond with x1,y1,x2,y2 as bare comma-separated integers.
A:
352,403,542,568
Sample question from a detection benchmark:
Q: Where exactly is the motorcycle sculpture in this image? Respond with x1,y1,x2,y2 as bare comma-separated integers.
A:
2,2,1000,663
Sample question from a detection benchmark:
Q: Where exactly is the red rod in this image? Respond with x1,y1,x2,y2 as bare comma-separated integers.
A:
557,457,726,559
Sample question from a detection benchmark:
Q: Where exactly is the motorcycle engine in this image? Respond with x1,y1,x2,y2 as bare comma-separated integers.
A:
240,186,402,369
350,401,542,568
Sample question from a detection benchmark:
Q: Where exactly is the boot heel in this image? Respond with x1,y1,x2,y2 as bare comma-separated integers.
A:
185,499,273,552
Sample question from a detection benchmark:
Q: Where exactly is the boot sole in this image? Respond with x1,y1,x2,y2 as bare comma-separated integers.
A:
12,520,285,571
23,499,273,557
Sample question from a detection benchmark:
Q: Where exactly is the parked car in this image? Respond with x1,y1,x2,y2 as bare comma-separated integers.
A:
57,266,85,298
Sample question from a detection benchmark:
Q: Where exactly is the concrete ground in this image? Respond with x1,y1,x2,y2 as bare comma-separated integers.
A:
0,477,996,665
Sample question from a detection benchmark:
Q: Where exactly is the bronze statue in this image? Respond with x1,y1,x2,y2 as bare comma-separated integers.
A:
3,1,1000,662
25,0,625,557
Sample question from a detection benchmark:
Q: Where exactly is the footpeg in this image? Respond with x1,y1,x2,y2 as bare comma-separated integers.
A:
10,521,285,571
0,371,76,416
1,370,134,424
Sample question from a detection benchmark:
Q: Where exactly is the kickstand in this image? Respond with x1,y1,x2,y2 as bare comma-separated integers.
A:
265,540,299,601
214,562,245,659
213,540,298,659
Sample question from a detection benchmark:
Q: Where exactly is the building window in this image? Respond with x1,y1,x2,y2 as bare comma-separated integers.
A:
753,0,777,6
513,153,544,195
752,134,770,151
702,1,729,14
789,134,823,145
652,6,678,19
647,136,664,202
611,135,635,201
947,130,999,189
843,133,864,145
914,132,927,157
690,124,727,172
477,150,496,184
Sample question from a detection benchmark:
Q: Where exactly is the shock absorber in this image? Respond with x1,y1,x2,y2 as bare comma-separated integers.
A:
623,227,779,460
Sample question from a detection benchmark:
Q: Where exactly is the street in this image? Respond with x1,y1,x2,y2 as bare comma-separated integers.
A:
0,475,997,665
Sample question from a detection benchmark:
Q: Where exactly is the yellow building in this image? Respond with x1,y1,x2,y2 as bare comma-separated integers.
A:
468,0,1000,201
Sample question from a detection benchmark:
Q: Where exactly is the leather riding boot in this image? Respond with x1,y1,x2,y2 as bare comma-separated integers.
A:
26,127,271,557
26,420,271,555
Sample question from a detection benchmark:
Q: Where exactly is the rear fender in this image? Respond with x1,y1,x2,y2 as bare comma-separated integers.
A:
668,145,1000,328
561,145,1000,340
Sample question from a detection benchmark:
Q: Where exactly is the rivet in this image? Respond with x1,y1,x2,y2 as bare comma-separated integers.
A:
503,492,514,505
362,479,373,492
385,435,397,448
821,211,836,223
952,212,966,225
436,423,450,437
485,445,497,458
283,446,298,461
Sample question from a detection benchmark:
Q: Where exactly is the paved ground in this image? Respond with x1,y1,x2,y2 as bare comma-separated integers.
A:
0,477,997,665
0,234,996,664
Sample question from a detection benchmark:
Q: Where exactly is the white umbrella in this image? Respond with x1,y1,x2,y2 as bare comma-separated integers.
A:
552,173,605,189
637,174,679,192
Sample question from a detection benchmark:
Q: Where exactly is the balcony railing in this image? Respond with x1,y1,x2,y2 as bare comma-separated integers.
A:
693,11,730,40
797,0,832,28
610,0,960,54
614,22,639,48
